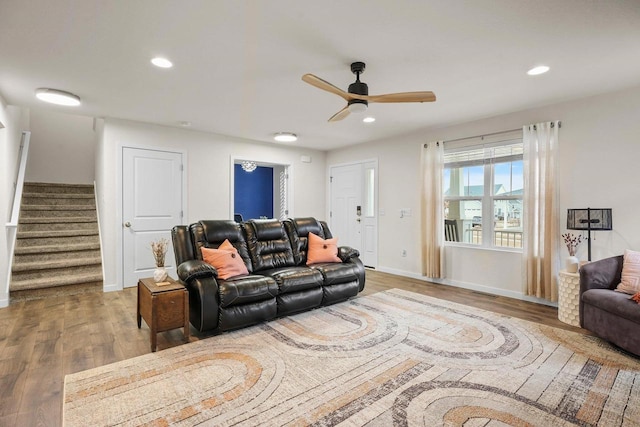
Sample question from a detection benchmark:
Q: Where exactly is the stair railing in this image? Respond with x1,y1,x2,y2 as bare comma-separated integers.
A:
4,131,30,300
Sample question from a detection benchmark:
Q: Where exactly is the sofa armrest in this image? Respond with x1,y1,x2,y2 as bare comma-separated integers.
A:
176,260,221,332
177,259,218,282
338,246,360,262
337,246,366,292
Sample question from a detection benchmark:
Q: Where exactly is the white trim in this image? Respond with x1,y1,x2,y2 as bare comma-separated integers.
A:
229,156,293,220
117,142,188,290
103,283,121,293
376,265,557,307
94,180,107,292
4,131,31,306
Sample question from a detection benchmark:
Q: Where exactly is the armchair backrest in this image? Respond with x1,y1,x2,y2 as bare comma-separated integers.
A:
244,219,295,271
190,220,253,273
171,225,196,267
284,217,326,265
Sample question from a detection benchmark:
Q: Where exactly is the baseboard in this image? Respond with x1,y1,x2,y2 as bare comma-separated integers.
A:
103,283,122,293
0,296,8,308
376,266,557,308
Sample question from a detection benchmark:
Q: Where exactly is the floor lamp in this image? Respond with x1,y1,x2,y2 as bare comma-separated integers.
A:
566,208,613,261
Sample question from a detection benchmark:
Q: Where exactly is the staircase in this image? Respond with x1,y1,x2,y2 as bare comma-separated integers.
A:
10,182,103,300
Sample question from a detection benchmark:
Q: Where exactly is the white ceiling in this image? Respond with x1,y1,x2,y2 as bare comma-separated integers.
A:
1,0,640,151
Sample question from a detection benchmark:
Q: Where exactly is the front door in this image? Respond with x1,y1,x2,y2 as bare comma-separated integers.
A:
122,147,184,287
330,161,378,268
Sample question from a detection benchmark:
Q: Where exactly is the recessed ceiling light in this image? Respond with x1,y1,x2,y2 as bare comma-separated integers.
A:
363,117,376,123
35,88,81,106
274,132,297,142
527,65,550,76
178,121,191,127
151,57,173,68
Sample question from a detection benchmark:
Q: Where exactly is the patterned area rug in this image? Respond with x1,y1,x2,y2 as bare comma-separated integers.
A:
63,289,640,426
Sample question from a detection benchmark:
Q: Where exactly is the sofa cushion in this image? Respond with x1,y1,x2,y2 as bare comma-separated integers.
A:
582,288,640,324
311,262,358,285
201,244,249,280
616,249,640,295
261,266,324,294
245,219,296,271
306,233,341,265
218,275,278,308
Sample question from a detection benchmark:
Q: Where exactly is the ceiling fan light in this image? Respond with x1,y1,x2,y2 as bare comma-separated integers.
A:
151,57,173,68
527,65,550,76
273,132,297,142
35,88,81,106
348,102,367,114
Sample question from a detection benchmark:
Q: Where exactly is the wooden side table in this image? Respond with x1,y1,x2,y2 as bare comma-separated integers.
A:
558,269,581,327
137,277,190,352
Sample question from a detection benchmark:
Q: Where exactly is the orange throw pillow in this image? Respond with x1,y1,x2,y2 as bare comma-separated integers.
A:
306,232,341,265
201,239,249,280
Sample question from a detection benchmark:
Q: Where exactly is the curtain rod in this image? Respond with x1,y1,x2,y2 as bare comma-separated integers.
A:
442,121,562,144
443,128,521,144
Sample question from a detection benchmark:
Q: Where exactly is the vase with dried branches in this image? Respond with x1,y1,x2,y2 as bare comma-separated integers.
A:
561,232,583,273
150,238,169,282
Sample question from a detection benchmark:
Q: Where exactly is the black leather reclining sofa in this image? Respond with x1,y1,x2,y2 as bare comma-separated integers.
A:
171,217,365,333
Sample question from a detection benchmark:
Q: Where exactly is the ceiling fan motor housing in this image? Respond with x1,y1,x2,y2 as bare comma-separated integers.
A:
348,80,368,109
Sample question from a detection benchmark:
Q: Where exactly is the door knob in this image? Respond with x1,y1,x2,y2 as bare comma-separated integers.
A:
356,218,361,223
124,221,131,228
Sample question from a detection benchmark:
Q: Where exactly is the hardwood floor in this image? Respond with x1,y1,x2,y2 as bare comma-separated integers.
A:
0,269,584,426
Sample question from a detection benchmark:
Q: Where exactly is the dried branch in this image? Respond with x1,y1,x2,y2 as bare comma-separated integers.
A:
150,238,169,267
561,232,583,257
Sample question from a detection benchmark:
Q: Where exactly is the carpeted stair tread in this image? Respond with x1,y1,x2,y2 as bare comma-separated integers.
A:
19,222,98,232
19,216,97,224
15,235,100,247
11,264,102,283
23,182,94,194
22,192,94,199
12,256,102,272
10,271,104,291
17,229,98,239
20,204,96,211
14,241,101,255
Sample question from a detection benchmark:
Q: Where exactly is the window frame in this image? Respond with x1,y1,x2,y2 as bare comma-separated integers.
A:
443,138,524,251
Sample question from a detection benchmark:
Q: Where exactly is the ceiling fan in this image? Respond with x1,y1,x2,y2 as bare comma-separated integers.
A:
302,61,436,122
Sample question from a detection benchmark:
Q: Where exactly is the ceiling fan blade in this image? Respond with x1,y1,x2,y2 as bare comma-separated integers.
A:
328,105,350,122
366,91,437,103
302,74,354,101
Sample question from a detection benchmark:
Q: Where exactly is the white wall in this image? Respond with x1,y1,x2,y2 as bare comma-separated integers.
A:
327,84,640,303
97,119,326,290
25,108,96,184
0,95,29,307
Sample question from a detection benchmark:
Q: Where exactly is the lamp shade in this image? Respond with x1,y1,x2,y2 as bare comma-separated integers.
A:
567,208,612,231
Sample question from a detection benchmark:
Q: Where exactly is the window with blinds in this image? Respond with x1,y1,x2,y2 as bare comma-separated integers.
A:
443,139,523,249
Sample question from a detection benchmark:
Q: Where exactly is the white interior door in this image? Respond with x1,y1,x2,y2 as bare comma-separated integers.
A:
330,161,378,268
122,147,184,287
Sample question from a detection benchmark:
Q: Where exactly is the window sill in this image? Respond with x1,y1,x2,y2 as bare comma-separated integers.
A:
444,241,523,254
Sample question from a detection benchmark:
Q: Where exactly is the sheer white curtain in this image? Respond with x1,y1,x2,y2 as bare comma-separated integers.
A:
522,121,560,301
421,141,445,278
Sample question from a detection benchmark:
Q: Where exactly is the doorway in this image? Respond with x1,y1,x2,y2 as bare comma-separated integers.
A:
330,160,378,268
231,159,290,220
121,147,185,287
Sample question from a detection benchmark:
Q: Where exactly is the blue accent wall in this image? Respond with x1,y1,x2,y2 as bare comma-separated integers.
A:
234,164,273,220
